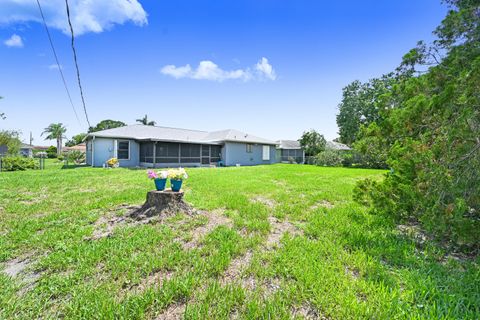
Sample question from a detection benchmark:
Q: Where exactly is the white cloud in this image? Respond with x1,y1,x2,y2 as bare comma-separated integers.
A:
160,57,276,82
4,34,23,47
0,0,147,35
255,57,276,80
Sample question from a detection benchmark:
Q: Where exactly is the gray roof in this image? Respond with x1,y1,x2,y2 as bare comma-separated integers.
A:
326,141,351,151
20,143,33,149
87,125,277,145
277,140,302,149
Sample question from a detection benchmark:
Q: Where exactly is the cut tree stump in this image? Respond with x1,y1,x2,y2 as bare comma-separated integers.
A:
130,189,194,219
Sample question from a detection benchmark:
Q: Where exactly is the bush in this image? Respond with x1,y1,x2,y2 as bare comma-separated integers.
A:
66,150,86,164
46,146,57,159
314,150,344,167
0,156,36,171
57,155,64,161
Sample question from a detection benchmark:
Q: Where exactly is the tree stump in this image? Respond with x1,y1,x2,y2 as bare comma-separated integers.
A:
130,189,193,219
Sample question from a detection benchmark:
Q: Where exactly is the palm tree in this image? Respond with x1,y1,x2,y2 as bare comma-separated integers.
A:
42,123,67,156
136,114,156,126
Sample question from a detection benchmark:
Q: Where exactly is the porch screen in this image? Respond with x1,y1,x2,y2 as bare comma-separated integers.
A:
180,144,200,163
155,142,179,163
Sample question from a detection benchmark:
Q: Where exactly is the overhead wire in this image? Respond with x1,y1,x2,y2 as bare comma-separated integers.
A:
35,0,82,125
64,0,91,128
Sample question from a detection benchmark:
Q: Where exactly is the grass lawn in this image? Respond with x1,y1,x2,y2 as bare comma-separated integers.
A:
0,162,478,319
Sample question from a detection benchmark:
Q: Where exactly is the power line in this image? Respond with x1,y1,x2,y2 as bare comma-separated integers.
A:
35,0,81,125
65,0,91,128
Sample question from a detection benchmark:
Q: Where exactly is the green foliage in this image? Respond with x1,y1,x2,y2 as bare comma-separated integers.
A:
42,123,67,156
136,114,156,126
336,75,395,146
0,130,21,155
354,0,480,251
298,129,326,156
65,133,87,147
66,150,86,164
314,149,344,167
0,156,36,171
88,120,126,133
46,146,57,159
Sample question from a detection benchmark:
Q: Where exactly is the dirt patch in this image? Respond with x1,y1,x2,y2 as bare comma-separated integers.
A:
251,196,277,208
181,209,233,250
396,222,430,247
155,302,186,320
344,266,360,280
310,200,334,210
292,303,325,319
220,250,253,285
266,217,303,249
120,269,174,299
2,254,43,295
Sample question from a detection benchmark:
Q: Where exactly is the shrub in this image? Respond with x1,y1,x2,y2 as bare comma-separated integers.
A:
57,155,64,161
46,146,57,158
66,150,86,164
314,150,344,167
0,156,36,171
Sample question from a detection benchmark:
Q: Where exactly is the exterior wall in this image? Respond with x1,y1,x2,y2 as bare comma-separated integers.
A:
88,138,140,167
223,142,277,166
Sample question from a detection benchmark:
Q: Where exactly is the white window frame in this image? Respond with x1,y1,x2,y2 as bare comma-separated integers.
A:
117,140,130,160
262,145,270,161
246,144,253,153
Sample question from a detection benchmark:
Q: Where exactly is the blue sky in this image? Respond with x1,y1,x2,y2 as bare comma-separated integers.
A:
0,0,447,146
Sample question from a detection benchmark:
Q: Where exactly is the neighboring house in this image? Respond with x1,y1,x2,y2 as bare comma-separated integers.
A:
277,140,305,164
85,125,278,167
0,143,33,157
63,143,86,153
20,144,33,157
326,141,351,151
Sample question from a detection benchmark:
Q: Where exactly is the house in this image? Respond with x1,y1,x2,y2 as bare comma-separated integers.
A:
277,140,305,163
0,143,33,157
325,141,351,151
85,125,278,167
63,143,86,153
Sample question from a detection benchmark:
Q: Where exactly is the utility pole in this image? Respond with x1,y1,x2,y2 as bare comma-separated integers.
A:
30,132,33,146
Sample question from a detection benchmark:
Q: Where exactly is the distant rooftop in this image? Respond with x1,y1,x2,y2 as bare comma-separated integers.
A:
326,141,351,151
277,140,301,149
87,125,277,145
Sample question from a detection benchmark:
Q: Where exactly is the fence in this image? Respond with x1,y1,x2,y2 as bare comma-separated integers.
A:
0,155,46,172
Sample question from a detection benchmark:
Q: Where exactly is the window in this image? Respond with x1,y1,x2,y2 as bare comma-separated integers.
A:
262,145,270,160
246,144,253,153
140,142,154,163
180,143,201,163
118,141,130,160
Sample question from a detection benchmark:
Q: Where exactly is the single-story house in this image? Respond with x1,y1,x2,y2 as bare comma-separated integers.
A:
85,125,278,167
325,141,351,151
63,143,86,153
0,143,33,157
276,140,305,164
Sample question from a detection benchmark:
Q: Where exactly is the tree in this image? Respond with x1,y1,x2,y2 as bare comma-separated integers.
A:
136,114,156,126
42,123,67,156
88,120,126,133
0,130,21,155
298,129,326,157
66,133,87,147
354,0,480,250
336,74,395,146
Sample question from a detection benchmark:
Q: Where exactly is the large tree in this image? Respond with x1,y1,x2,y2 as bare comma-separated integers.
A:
355,0,480,249
66,133,87,147
0,130,21,155
336,75,395,146
298,129,326,157
42,123,67,156
136,114,156,126
88,119,126,133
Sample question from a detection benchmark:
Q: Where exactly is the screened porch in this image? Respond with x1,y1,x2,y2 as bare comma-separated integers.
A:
280,149,304,164
139,141,222,167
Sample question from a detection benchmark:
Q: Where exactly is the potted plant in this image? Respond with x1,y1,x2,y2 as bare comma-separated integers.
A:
168,168,188,192
147,170,169,191
106,157,119,168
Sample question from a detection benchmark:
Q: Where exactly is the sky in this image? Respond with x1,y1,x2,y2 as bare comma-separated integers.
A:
0,0,448,146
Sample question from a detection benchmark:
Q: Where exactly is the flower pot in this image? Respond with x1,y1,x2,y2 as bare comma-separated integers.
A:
154,178,167,191
170,179,183,192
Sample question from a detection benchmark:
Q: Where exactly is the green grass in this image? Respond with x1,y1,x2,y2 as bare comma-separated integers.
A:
0,162,478,319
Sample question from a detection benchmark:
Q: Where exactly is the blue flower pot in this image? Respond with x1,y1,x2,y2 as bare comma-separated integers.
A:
170,179,183,192
154,178,167,191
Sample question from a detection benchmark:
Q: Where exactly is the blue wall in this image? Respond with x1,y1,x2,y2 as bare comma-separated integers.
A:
88,138,140,167
224,142,277,166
